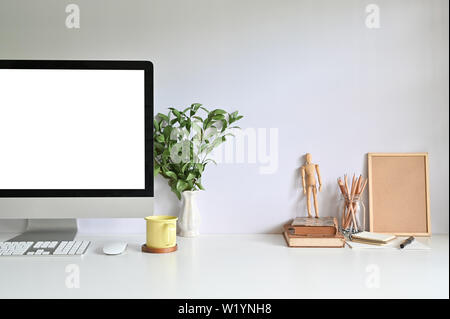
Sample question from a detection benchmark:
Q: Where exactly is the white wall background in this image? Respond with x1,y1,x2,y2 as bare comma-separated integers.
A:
0,0,448,234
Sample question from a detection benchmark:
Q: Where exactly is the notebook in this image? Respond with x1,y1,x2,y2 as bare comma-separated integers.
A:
347,237,431,250
283,231,345,248
351,231,396,244
286,217,337,236
291,217,336,227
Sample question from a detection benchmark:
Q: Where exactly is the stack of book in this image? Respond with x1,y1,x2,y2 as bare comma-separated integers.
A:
283,217,345,248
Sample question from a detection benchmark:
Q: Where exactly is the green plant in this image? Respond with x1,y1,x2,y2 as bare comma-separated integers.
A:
153,103,243,199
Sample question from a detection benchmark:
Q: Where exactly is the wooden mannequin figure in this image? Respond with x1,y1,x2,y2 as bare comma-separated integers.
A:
300,153,322,218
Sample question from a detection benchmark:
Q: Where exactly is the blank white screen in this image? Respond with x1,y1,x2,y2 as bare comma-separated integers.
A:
0,69,145,189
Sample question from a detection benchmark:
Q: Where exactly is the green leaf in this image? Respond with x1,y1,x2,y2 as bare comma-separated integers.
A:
154,142,165,152
162,149,170,161
196,181,205,190
204,127,218,140
165,171,178,180
200,144,209,153
170,183,181,200
196,163,204,173
212,114,225,121
199,106,210,114
186,173,195,181
154,165,161,176
181,162,190,173
211,136,225,148
212,109,227,115
222,132,235,138
163,126,172,141
220,120,228,133
192,103,202,114
155,135,165,143
204,120,214,130
192,122,202,136
203,158,217,165
176,180,188,193
229,111,242,124
153,119,160,132
157,113,169,122
172,109,181,118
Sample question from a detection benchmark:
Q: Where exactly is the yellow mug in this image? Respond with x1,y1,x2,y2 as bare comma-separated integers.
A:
145,216,177,249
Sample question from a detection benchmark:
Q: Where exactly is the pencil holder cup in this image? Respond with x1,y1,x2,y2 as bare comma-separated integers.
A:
339,194,366,234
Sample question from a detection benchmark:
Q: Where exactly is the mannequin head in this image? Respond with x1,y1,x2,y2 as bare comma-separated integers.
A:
305,153,312,164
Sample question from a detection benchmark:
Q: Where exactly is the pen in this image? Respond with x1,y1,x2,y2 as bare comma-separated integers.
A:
400,236,415,249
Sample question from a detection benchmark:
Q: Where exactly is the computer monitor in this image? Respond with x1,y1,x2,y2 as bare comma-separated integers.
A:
0,60,153,240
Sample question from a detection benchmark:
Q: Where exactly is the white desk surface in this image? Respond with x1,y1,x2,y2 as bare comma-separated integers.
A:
0,233,448,299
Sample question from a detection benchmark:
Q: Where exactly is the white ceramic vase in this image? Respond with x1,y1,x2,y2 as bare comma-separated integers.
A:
178,191,201,237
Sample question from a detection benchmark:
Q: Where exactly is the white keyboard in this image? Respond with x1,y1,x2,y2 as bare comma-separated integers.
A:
0,241,90,256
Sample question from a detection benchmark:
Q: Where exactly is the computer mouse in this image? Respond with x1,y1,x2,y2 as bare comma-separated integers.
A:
102,242,127,255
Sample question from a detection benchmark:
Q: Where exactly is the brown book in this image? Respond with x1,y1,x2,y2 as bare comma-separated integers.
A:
285,217,337,236
283,231,345,248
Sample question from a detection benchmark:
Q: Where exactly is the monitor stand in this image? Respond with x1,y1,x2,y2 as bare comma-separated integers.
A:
7,219,77,242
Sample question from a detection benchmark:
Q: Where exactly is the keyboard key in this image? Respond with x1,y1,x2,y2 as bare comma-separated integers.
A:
56,241,70,254
34,242,43,249
62,241,75,254
76,241,90,255
69,242,82,255
41,242,50,248
48,241,58,249
53,242,67,255
42,251,50,255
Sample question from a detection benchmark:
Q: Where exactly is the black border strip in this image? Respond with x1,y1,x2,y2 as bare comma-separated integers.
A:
0,60,153,197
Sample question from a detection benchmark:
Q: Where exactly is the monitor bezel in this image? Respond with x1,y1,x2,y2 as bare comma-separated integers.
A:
0,60,153,197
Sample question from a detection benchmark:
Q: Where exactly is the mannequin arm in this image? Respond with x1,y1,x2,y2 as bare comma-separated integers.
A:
300,167,306,194
316,164,322,191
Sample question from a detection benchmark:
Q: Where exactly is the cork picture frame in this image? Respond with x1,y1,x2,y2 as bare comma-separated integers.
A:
368,153,431,236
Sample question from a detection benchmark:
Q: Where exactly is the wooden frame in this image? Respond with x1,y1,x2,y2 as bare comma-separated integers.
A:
368,153,431,236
